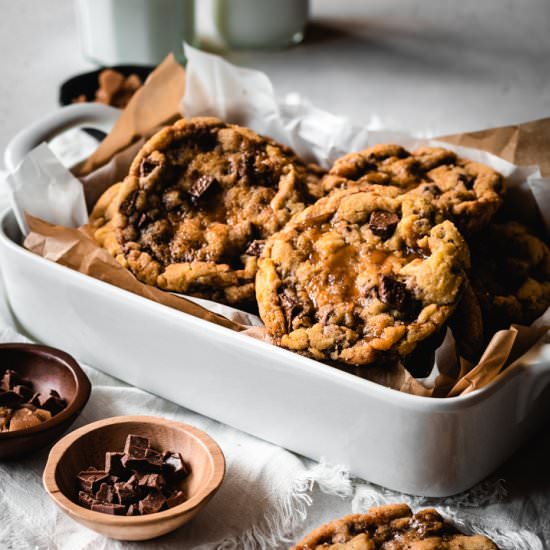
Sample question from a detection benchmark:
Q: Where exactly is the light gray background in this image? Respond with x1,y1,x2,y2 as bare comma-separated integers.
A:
1,0,550,158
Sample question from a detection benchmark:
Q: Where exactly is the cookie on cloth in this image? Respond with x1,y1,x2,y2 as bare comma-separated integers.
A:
471,221,550,332
93,117,324,307
323,144,504,234
291,503,498,549
256,188,470,366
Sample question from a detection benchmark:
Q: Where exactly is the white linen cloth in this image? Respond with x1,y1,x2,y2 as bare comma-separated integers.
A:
0,135,548,550
0,321,546,550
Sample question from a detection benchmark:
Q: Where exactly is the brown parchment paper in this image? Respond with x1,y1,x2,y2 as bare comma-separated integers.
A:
25,214,242,333
77,54,185,177
442,117,550,177
21,55,550,397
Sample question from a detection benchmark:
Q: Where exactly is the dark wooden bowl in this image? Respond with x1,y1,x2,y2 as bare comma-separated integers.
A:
0,343,91,459
43,416,225,541
59,65,154,106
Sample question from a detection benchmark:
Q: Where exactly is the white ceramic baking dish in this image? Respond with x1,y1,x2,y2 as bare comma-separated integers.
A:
2,211,550,497
2,105,550,497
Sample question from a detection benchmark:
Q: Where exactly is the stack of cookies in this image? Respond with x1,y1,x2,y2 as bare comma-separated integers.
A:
90,117,550,373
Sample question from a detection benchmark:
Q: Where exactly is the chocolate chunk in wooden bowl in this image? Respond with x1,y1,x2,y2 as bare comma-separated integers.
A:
44,416,225,540
0,366,68,433
75,434,191,516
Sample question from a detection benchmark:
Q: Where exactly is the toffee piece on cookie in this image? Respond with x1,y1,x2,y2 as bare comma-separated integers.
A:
256,188,469,366
90,117,324,308
76,434,189,516
323,144,504,234
291,503,499,549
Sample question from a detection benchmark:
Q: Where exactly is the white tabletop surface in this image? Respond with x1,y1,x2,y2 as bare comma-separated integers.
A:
1,1,550,547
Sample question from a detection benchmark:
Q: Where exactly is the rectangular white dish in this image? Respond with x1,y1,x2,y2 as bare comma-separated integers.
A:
1,207,550,497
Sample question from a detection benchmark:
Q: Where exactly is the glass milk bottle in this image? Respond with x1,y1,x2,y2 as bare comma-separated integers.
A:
214,0,309,49
75,0,195,65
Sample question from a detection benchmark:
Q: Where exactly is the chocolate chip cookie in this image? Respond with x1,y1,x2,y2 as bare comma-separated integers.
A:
256,188,469,366
90,181,125,262
95,117,324,307
324,144,504,234
471,222,550,332
292,503,498,549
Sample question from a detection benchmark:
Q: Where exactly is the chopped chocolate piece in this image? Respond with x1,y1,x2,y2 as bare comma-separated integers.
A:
278,289,301,331
1,370,15,391
137,212,149,229
188,174,217,200
91,502,127,515
145,447,163,466
13,384,33,402
162,452,188,480
458,173,475,189
124,434,150,455
78,491,97,510
95,482,115,504
0,390,25,408
405,245,429,259
121,453,161,472
38,390,67,416
378,276,420,319
138,490,166,515
120,189,138,216
140,156,160,178
0,369,66,431
1,370,26,391
138,473,166,490
368,210,400,239
126,472,142,486
136,474,149,487
30,392,41,407
122,445,163,471
379,276,409,311
245,239,265,257
166,489,186,508
105,452,127,478
77,469,109,493
114,482,140,505
235,151,255,180
76,434,191,517
417,183,442,197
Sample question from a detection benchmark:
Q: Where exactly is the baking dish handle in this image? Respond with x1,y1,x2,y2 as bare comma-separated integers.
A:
516,335,550,422
3,103,120,172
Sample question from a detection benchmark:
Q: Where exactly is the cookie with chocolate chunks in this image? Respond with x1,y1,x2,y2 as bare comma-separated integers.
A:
470,221,550,334
91,117,324,308
291,503,498,549
323,144,504,234
256,188,469,366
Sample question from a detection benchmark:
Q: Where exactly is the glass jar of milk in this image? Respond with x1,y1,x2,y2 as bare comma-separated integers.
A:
214,0,309,49
75,0,195,65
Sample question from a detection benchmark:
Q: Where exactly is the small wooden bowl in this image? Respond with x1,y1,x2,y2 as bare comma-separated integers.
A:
0,343,91,459
43,416,226,541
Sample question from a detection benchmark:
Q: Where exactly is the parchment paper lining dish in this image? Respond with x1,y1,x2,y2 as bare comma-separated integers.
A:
11,48,550,398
